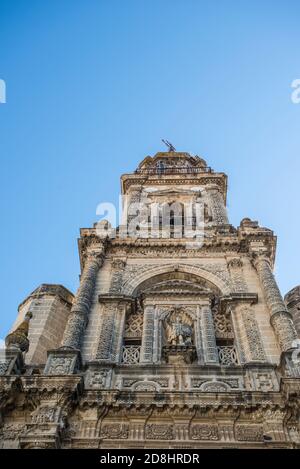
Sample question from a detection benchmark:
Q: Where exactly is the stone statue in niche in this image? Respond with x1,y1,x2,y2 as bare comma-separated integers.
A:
166,312,193,346
163,308,196,364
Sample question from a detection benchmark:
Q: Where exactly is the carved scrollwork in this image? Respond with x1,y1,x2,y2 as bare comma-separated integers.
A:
235,424,263,441
145,424,174,440
190,424,219,440
100,423,129,439
46,357,74,375
200,381,230,392
241,308,266,361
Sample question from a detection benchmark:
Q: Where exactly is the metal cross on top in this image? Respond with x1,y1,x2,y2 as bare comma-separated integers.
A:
162,139,176,152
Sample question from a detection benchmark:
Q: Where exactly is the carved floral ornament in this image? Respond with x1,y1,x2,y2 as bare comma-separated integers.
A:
80,239,108,268
227,258,243,269
111,258,126,270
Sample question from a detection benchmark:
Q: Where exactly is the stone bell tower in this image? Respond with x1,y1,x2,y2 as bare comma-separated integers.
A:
1,148,300,449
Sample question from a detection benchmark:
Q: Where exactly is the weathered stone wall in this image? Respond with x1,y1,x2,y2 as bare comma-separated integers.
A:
15,284,73,364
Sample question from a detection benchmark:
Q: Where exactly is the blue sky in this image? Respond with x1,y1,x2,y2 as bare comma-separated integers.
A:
0,0,300,338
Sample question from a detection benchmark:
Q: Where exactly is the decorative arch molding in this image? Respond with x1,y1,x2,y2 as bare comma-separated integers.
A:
122,263,231,297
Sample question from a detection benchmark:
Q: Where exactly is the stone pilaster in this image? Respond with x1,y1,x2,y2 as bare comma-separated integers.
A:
200,305,219,364
253,255,297,351
96,295,133,363
231,304,267,363
61,249,105,349
140,305,155,363
109,259,126,294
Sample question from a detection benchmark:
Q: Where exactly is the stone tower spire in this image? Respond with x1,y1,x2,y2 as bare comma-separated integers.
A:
1,147,300,449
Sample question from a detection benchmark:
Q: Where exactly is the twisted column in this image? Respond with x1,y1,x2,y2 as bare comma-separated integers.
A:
61,249,105,349
206,186,229,225
253,255,297,351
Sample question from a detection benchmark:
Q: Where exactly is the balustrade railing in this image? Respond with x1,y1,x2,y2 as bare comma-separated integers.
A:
135,167,212,175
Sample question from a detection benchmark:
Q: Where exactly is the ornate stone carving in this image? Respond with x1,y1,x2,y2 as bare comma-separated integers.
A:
227,258,247,292
140,306,155,363
201,381,229,392
46,357,74,375
134,381,157,392
124,312,143,338
200,307,219,364
241,308,266,361
145,424,174,440
122,378,138,388
109,259,126,293
191,378,240,390
122,345,141,364
165,308,193,346
190,424,219,440
122,263,231,295
217,345,239,366
31,406,57,424
228,258,243,269
122,378,168,390
253,255,297,351
153,378,169,388
271,312,298,352
3,150,300,449
221,378,240,389
88,370,108,388
111,259,126,270
235,424,263,441
212,307,234,339
60,312,86,351
207,187,229,225
252,372,274,391
62,248,106,349
100,423,129,439
0,423,26,441
191,378,211,388
96,310,115,360
0,361,10,376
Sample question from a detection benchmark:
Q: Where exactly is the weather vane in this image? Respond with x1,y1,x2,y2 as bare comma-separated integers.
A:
162,139,176,152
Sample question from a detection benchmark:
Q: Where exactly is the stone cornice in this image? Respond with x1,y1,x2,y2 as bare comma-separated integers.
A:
78,234,109,271
76,234,276,266
121,173,228,203
18,284,74,310
20,375,83,397
98,294,135,306
78,388,284,410
220,293,258,307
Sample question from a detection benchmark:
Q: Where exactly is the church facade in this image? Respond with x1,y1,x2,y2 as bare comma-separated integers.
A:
1,149,300,448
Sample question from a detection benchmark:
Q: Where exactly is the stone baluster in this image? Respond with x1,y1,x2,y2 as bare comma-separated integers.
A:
253,255,297,351
61,249,105,349
206,185,229,225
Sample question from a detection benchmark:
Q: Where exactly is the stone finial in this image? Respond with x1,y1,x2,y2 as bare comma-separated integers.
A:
5,311,33,353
